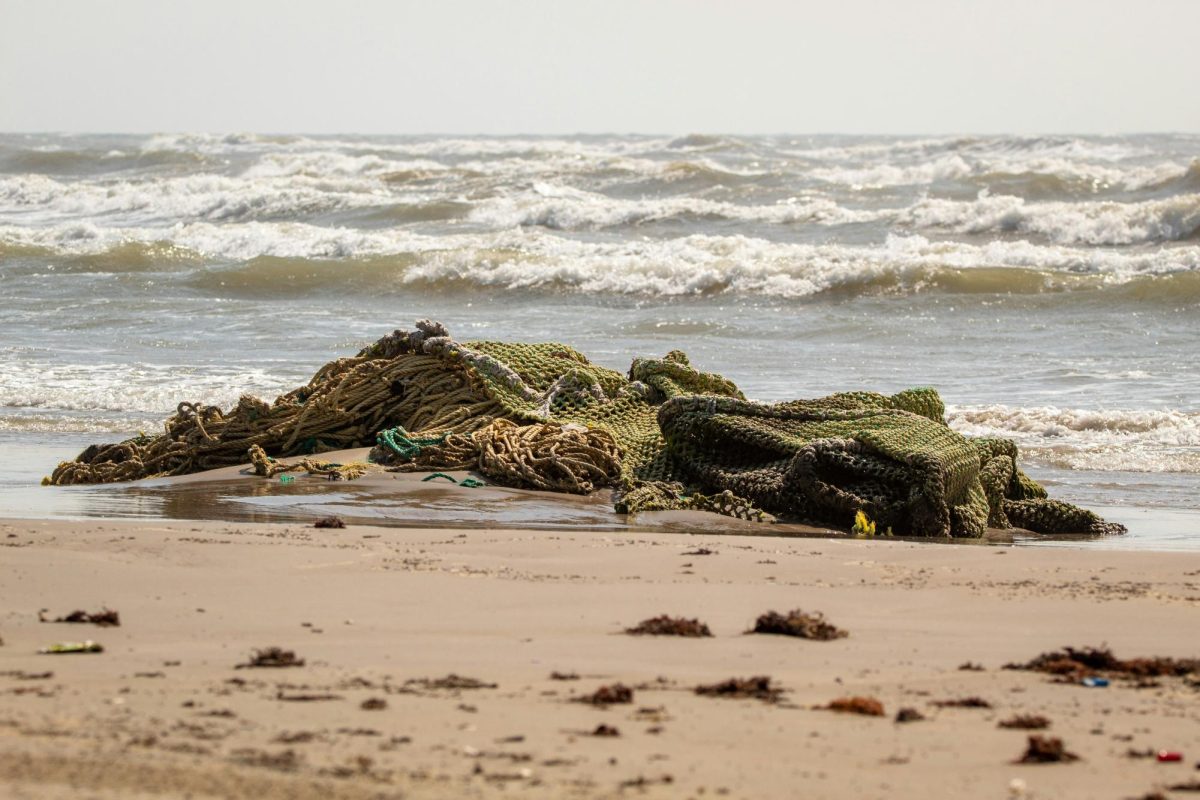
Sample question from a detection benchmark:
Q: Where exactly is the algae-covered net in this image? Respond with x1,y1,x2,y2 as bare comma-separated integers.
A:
47,320,1126,538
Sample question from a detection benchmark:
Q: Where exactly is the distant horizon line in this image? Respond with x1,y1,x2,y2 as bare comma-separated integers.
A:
2,129,1196,138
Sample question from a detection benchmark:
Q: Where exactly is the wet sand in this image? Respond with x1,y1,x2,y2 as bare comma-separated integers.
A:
2,511,1199,799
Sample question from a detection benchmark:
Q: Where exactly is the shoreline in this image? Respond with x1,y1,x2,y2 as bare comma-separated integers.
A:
2,516,1198,798
2,440,1196,551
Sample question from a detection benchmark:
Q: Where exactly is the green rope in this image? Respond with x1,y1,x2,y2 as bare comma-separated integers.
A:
376,426,449,461
420,472,485,488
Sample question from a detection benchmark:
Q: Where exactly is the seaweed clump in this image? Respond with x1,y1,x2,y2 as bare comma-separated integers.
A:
694,676,783,704
824,696,885,717
1016,735,1079,764
236,647,305,669
575,684,634,706
625,615,712,637
1005,646,1200,680
999,714,1051,730
750,609,847,641
406,674,497,691
931,696,992,709
42,608,121,627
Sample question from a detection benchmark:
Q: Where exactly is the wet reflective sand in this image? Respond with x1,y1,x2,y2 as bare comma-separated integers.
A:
9,442,1195,550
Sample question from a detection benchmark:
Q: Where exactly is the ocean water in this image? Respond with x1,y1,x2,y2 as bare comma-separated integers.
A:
1,132,1197,545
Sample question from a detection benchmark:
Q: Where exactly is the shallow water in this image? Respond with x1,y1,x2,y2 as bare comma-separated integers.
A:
1,133,1197,547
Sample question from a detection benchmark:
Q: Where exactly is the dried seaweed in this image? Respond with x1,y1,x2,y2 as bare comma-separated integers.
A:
695,676,783,704
1005,646,1199,680
1016,735,1079,763
41,608,120,627
574,684,633,706
999,714,1051,730
406,674,497,691
625,615,712,637
824,696,885,716
750,609,847,641
931,696,992,709
236,648,305,669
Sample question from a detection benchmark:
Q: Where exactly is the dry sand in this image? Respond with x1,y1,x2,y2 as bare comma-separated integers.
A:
2,513,1199,799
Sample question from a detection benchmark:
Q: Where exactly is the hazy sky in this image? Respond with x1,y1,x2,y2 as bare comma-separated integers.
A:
3,0,1197,135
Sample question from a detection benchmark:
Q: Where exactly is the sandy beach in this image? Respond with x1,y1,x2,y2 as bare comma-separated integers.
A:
2,509,1198,799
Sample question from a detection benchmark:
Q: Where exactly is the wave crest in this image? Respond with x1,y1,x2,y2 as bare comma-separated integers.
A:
949,405,1200,473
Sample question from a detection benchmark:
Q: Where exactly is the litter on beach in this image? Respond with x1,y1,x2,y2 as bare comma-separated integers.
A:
39,640,104,654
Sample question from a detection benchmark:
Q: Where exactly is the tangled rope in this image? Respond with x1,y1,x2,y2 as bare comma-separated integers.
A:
381,419,621,495
247,444,370,481
47,320,501,485
46,319,1126,539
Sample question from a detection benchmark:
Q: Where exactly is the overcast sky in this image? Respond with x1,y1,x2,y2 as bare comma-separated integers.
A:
2,0,1197,135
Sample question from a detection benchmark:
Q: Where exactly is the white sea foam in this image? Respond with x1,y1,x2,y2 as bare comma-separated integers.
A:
948,405,1200,473
808,155,975,187
4,222,1198,295
0,173,399,225
0,360,293,415
809,155,1190,191
468,183,880,229
902,192,1200,245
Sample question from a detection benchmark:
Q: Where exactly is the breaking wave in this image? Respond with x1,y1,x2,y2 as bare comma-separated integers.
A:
902,192,1200,245
949,405,1200,474
0,360,293,415
467,183,879,229
3,223,1198,300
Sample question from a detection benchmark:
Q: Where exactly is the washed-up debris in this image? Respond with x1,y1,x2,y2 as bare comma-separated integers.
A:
0,671,53,680
550,671,579,681
39,641,103,654
999,714,1051,730
236,647,305,669
695,676,783,704
591,724,620,737
824,696,885,716
574,684,633,706
337,727,381,737
619,774,674,789
1081,676,1110,687
1016,735,1079,763
1158,751,1184,763
275,690,341,702
894,708,925,723
230,747,302,772
1167,779,1200,791
313,516,346,529
360,697,387,710
931,696,992,709
40,608,120,627
1005,646,1199,680
625,615,712,637
681,547,716,556
750,609,847,640
958,661,985,671
406,674,497,691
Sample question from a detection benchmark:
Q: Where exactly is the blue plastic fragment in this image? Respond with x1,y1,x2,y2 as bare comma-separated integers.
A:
1081,676,1109,687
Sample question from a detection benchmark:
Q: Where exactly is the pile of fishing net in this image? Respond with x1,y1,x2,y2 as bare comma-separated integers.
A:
46,320,1126,538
